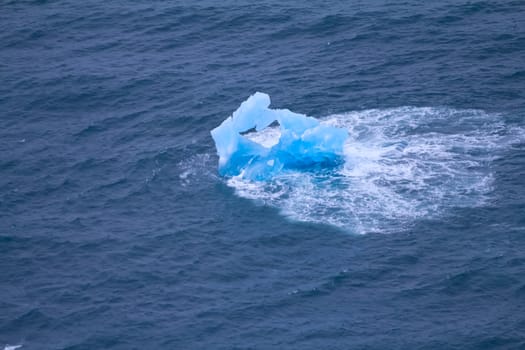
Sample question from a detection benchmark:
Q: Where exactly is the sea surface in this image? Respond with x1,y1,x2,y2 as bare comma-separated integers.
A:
1,1,525,349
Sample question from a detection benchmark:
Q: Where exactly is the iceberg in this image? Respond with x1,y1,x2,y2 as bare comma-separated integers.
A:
211,92,348,180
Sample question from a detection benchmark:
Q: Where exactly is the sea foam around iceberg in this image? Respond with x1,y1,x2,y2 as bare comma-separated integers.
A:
211,93,524,234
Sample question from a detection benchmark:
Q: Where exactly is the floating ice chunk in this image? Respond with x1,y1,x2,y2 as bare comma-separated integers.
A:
3,345,22,350
211,92,348,180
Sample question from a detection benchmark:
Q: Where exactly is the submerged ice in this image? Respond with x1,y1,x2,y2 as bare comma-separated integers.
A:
211,92,348,180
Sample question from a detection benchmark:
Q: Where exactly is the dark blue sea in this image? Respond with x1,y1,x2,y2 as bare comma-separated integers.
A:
2,1,525,349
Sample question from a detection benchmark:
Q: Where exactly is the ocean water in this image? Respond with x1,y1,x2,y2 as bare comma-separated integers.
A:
1,0,525,349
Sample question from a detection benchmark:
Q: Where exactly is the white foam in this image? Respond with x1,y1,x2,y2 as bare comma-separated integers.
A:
245,126,281,148
177,153,216,187
226,106,523,234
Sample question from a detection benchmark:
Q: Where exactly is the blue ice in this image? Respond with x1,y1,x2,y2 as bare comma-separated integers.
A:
211,92,348,180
